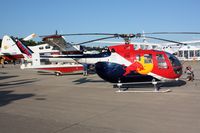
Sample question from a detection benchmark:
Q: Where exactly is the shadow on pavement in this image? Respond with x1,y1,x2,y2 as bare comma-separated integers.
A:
161,80,186,87
0,90,35,107
0,75,18,80
73,77,105,84
0,78,38,89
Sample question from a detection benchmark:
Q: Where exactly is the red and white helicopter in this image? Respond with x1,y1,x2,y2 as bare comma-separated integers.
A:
39,32,200,91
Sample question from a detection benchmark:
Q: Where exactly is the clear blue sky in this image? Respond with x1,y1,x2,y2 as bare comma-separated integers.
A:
1,0,200,43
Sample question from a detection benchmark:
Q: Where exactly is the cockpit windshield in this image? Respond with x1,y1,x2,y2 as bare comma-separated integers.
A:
166,53,181,67
166,52,182,75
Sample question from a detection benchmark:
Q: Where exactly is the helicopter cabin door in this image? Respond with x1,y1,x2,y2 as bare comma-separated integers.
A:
156,54,168,69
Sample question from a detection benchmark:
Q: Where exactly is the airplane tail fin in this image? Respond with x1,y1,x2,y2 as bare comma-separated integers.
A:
1,35,22,55
14,38,34,57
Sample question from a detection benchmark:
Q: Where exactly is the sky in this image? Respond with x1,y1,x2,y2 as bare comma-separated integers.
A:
1,0,200,44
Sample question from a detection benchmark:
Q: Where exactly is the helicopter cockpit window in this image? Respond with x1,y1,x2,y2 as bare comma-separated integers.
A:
144,54,152,63
134,45,138,50
156,54,167,68
167,53,181,67
140,45,145,50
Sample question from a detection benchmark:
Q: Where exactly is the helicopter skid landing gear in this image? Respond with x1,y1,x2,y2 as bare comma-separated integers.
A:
115,79,171,93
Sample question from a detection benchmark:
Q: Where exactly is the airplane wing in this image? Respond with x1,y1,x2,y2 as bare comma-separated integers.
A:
23,33,37,41
42,35,73,51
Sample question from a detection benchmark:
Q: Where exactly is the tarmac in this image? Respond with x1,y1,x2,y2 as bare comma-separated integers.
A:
0,61,200,133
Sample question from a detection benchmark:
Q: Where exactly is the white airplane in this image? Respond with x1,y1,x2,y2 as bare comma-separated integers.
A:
2,35,84,75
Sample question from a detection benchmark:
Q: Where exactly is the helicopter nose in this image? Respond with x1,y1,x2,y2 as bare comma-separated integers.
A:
165,52,183,79
95,62,125,83
173,66,182,76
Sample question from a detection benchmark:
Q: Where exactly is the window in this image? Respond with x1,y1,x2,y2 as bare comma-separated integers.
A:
45,45,51,49
152,45,157,49
189,50,194,57
156,54,167,68
39,47,44,50
184,50,188,59
144,54,152,63
178,51,183,57
195,50,200,57
167,53,181,67
52,46,60,50
134,45,138,49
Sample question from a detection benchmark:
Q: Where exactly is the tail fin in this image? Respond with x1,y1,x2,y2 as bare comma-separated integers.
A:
14,38,34,57
1,35,22,55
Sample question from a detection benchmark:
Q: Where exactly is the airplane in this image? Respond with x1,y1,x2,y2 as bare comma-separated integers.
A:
2,35,84,75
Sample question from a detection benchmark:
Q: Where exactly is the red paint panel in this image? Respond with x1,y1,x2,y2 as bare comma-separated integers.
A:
38,66,83,73
3,54,24,60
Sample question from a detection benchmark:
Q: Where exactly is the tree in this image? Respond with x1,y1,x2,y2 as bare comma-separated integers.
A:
19,38,38,46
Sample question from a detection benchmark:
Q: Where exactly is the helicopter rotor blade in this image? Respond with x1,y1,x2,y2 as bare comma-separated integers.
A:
143,32,200,35
61,33,117,36
39,33,118,38
76,36,117,45
143,36,186,45
40,31,200,38
39,32,200,46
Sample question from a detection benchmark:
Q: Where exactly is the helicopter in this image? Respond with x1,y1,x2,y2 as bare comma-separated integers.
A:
39,32,200,91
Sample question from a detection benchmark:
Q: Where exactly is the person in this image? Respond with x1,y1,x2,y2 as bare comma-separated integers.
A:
0,56,5,68
83,63,88,76
184,66,194,81
13,60,16,65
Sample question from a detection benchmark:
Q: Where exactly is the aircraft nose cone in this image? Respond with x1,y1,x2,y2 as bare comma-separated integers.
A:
173,66,183,76
95,62,125,83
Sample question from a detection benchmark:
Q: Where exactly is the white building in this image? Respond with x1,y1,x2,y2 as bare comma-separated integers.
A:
177,45,200,61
